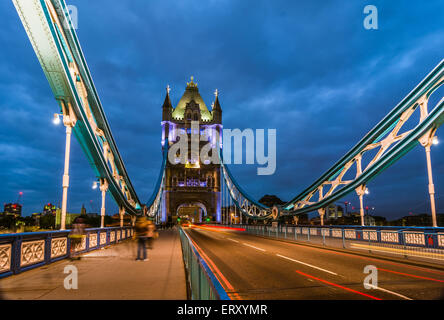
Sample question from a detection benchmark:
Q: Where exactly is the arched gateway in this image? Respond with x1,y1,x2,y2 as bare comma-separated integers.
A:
160,77,222,224
176,202,208,223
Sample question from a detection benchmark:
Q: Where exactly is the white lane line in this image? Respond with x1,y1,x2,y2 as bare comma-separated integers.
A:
365,284,412,300
276,254,338,276
243,243,266,252
228,238,239,243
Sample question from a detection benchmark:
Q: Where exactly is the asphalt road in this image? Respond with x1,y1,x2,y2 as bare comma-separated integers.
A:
184,225,444,300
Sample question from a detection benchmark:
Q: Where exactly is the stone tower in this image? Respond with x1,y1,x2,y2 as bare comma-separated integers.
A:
160,77,222,223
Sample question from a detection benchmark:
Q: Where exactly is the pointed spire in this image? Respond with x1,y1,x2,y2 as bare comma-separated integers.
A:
162,84,173,121
212,88,222,124
162,84,172,109
212,88,221,111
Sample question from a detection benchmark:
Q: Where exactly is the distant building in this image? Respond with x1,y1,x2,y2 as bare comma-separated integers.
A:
4,203,22,218
55,209,80,228
31,212,41,226
371,215,387,226
81,204,87,215
325,204,344,220
388,213,444,227
364,215,375,226
43,203,58,216
87,213,99,217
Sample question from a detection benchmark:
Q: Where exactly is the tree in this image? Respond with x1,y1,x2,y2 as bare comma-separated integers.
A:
0,215,16,229
40,214,55,229
258,195,286,207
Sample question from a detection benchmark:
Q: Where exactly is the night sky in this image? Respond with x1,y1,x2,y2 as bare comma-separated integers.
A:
1,0,443,220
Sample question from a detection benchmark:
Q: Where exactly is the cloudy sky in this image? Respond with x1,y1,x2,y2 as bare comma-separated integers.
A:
1,0,443,220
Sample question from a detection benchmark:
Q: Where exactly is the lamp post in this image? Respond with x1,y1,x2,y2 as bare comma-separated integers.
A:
99,178,108,228
53,104,77,230
356,185,369,226
419,129,438,227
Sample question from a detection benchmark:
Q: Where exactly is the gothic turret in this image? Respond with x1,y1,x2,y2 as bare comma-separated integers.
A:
162,85,173,121
161,85,173,149
212,89,222,124
161,77,223,224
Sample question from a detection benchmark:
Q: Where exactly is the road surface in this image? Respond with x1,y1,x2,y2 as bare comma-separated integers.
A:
185,225,444,300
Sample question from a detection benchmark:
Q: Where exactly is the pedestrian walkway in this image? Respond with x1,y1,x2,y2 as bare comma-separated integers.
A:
0,228,187,299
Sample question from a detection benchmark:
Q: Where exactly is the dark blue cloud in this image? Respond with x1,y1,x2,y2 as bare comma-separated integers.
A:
0,0,443,220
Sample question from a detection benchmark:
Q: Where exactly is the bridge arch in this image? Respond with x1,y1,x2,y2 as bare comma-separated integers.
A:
175,201,208,223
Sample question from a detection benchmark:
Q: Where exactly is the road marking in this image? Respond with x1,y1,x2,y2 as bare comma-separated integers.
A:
365,284,412,300
295,270,382,300
308,242,444,276
228,238,239,243
276,254,338,275
243,243,266,252
378,268,444,283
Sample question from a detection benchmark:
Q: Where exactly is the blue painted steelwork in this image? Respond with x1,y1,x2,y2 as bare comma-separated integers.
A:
220,156,271,220
220,60,444,220
13,0,148,214
235,223,444,250
178,227,230,300
144,139,169,217
12,1,444,222
0,226,133,279
283,60,444,215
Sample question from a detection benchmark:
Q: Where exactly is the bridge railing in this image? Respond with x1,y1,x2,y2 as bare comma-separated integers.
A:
219,224,444,265
0,226,134,279
178,227,230,300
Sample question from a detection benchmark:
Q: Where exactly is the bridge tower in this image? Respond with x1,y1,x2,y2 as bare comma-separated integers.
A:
161,77,222,224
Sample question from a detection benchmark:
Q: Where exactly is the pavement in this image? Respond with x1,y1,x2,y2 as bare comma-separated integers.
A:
0,228,187,300
185,225,444,300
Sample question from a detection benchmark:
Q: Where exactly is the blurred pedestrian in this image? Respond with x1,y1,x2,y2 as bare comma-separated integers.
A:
135,216,149,261
69,217,86,260
146,219,157,250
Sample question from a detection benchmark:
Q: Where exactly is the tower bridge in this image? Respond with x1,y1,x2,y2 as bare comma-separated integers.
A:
161,78,222,225
2,0,444,301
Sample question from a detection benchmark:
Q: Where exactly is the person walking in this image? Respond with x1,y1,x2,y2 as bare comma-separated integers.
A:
135,216,149,261
68,217,86,260
146,220,157,251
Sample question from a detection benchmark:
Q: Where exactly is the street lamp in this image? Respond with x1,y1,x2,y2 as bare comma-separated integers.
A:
420,133,439,227
53,113,61,125
356,185,369,226
92,181,98,189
